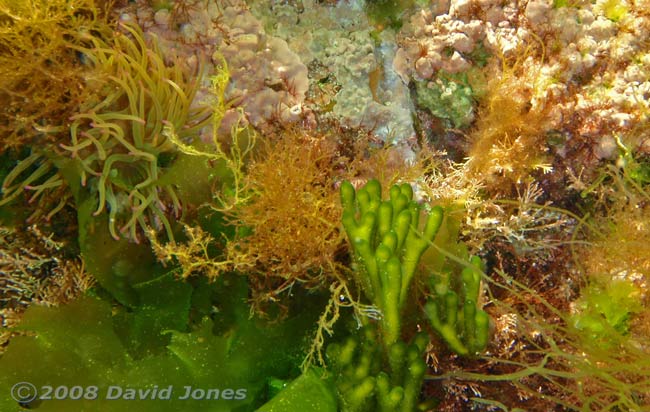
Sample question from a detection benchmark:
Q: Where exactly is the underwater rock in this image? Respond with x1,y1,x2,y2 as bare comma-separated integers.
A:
251,0,417,158
125,0,309,131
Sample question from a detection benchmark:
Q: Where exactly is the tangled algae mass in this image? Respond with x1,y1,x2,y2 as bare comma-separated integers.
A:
1,0,650,411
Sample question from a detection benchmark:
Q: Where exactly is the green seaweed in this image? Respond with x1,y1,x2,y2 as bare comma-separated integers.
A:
425,255,490,356
365,0,415,29
255,368,336,412
113,272,193,358
0,276,319,412
571,278,642,345
301,179,488,411
320,326,430,412
340,179,443,348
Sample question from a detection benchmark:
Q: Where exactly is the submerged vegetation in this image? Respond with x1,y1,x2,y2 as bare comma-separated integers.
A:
1,0,650,411
217,130,344,298
0,0,113,150
466,44,554,190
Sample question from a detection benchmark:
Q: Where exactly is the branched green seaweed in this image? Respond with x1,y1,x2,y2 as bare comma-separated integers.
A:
324,326,430,412
340,178,443,348
297,179,490,411
425,255,490,356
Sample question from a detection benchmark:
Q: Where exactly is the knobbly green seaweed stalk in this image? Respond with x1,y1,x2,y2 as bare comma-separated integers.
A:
425,255,489,356
325,179,490,411
325,326,430,412
335,179,443,411
340,178,443,348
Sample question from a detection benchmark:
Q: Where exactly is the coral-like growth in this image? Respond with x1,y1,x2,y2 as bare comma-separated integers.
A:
415,72,477,129
129,0,310,130
0,0,112,150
